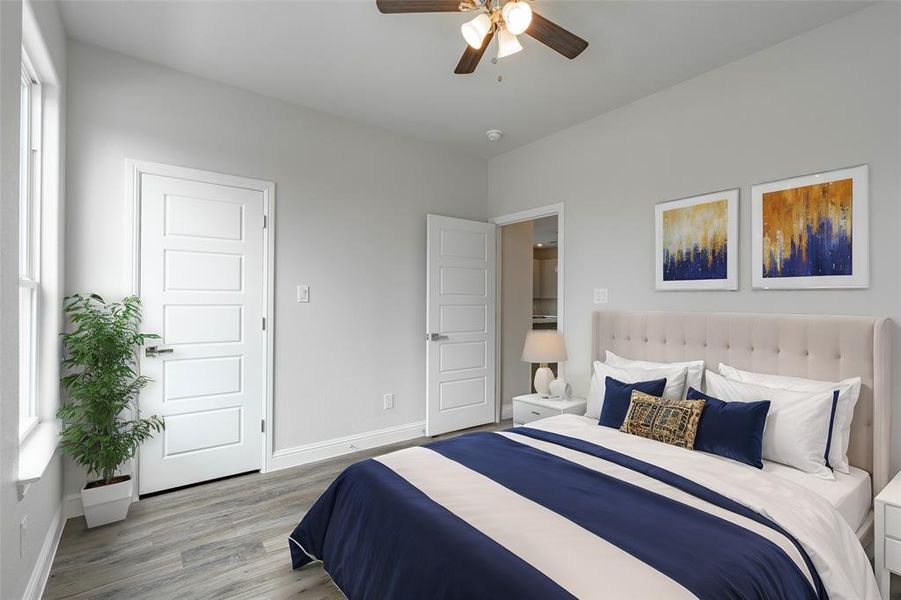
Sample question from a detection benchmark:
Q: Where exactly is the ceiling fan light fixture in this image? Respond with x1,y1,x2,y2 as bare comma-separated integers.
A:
496,26,523,58
461,13,491,49
501,0,532,35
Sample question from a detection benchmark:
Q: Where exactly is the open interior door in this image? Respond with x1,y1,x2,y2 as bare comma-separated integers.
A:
426,215,497,436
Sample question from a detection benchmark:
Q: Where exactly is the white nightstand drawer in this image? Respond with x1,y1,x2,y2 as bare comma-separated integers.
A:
875,474,901,597
513,402,558,424
886,505,901,540
511,394,587,426
886,537,901,573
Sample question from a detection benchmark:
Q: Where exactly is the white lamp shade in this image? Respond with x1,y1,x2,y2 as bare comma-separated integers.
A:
496,26,523,58
461,13,492,49
521,330,567,363
502,0,532,35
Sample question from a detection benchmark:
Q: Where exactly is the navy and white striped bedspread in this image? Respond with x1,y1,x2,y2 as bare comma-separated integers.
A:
289,416,878,599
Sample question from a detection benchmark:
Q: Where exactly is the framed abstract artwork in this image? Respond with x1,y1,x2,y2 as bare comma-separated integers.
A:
751,165,868,289
655,189,739,291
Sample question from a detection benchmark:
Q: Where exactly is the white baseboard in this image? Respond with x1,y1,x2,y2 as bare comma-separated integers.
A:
22,505,64,600
501,404,513,420
268,421,427,472
64,492,84,519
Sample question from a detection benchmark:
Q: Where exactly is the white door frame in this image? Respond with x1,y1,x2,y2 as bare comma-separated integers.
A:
125,159,276,495
490,203,565,421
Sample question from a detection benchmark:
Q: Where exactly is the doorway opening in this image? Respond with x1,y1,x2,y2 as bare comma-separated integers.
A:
492,205,563,421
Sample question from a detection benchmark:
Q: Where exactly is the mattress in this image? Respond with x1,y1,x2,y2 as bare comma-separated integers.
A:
290,414,880,599
764,460,872,532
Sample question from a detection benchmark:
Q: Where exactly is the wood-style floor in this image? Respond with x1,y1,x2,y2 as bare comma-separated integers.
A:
44,421,509,600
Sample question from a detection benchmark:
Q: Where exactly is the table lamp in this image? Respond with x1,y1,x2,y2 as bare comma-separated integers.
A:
521,330,567,398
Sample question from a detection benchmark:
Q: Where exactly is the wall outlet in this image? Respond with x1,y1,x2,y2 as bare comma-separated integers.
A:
19,516,27,558
297,285,310,303
383,393,394,410
593,288,608,304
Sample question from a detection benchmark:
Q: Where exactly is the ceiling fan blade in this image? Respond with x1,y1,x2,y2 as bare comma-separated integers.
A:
454,29,495,74
525,12,588,60
376,0,462,13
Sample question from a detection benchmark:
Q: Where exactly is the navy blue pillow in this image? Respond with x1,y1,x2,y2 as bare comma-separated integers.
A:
687,387,770,469
599,376,667,429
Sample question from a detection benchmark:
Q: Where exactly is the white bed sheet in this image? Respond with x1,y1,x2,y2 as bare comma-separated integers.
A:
572,415,872,532
764,460,872,532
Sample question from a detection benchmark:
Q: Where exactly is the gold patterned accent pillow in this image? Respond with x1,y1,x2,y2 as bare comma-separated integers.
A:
620,391,705,450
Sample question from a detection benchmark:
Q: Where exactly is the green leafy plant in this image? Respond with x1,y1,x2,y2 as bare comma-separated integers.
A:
58,294,164,486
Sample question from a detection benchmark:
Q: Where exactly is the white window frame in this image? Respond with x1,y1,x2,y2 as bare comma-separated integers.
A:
19,50,42,442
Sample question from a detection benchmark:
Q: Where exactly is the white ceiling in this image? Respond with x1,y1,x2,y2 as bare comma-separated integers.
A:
58,0,867,157
533,215,557,246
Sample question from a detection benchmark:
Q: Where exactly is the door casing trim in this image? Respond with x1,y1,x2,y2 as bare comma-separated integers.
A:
125,159,276,497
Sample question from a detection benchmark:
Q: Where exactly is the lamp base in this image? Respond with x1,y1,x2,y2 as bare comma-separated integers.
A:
533,364,555,398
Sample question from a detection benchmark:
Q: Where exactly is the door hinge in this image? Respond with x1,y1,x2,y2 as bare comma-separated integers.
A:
261,419,265,433
262,317,266,330
263,215,268,229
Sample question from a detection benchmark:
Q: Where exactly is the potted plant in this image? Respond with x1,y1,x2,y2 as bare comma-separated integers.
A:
58,294,164,528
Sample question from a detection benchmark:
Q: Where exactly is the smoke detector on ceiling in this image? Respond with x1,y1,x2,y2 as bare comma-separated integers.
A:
486,129,504,142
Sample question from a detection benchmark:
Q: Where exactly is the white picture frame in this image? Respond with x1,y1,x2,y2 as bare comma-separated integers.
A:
655,188,739,291
751,164,868,290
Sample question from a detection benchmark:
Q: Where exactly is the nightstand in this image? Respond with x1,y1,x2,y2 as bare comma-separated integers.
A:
876,472,901,598
512,393,587,426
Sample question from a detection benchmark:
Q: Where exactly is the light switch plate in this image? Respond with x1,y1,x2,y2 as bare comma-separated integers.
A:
383,393,394,410
297,285,310,303
593,288,608,304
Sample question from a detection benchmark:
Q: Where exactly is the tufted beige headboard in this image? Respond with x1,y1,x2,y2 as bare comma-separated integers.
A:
592,310,892,493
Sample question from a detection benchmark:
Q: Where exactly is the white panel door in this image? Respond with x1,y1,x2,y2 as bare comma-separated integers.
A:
426,215,496,436
138,174,265,494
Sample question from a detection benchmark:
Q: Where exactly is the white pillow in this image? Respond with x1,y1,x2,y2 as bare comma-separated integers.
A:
718,363,860,474
586,360,689,420
605,351,704,399
704,370,835,479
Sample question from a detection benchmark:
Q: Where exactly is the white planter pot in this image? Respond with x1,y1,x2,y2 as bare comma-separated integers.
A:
81,476,134,528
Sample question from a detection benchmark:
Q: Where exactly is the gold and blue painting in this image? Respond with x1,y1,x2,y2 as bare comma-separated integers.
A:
752,165,868,289
655,189,739,291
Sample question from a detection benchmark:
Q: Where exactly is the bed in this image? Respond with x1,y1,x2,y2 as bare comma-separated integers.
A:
289,311,892,599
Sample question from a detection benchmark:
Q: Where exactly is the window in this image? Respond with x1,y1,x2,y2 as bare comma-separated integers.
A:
19,51,41,441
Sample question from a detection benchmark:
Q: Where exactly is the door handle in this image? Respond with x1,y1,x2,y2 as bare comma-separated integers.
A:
145,346,174,357
426,333,449,341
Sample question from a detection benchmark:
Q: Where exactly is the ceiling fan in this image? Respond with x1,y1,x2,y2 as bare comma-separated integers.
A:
376,0,589,74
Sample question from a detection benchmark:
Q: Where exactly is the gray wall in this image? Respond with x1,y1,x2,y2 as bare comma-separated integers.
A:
1,0,67,598
0,2,24,595
487,5,901,470
65,42,490,493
